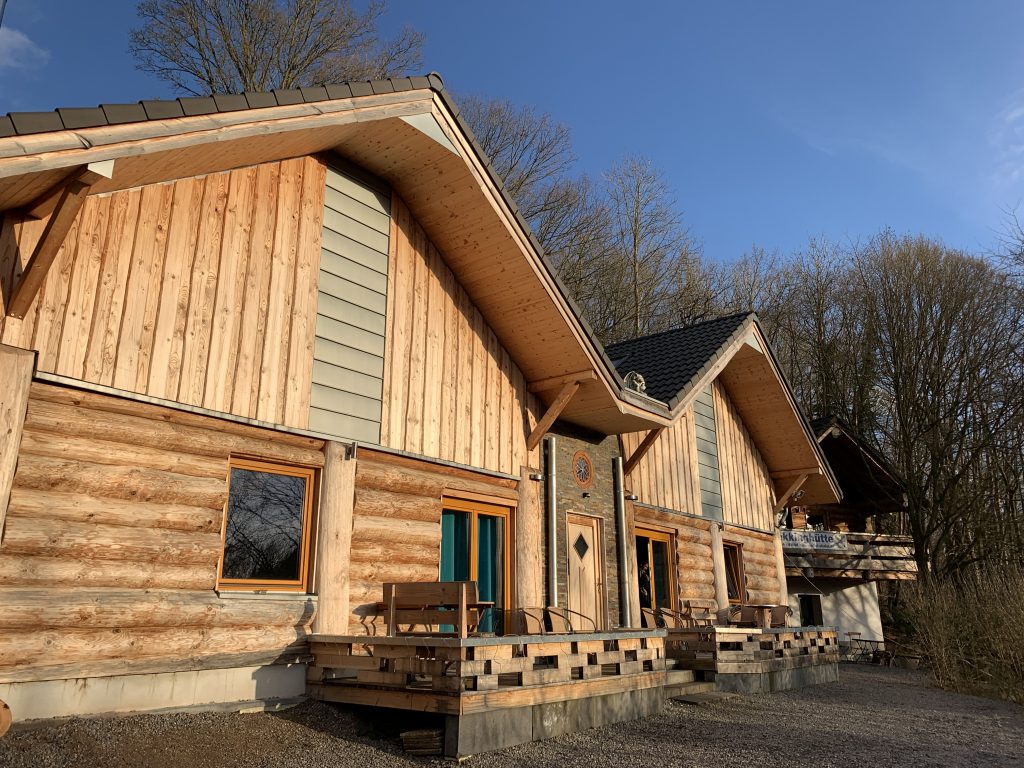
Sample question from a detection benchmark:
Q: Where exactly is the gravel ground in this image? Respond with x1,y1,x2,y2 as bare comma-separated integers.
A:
1,665,1021,768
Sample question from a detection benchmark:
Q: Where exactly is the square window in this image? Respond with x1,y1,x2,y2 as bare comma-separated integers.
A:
218,459,316,592
723,542,745,604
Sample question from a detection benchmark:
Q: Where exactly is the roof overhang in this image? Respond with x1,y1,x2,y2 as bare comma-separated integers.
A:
0,80,671,435
657,315,841,506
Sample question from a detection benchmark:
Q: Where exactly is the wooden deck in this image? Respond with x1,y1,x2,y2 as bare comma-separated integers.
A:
307,630,668,715
664,626,840,675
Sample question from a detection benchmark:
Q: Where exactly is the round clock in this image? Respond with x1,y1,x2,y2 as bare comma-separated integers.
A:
571,450,594,489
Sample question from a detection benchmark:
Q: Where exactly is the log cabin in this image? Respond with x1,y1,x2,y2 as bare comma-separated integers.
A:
0,74,840,749
783,417,915,650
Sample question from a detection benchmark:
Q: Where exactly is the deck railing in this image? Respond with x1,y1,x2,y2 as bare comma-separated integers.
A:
783,531,917,580
664,626,839,675
307,630,667,715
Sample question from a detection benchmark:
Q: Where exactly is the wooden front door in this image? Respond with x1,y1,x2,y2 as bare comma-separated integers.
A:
566,513,605,630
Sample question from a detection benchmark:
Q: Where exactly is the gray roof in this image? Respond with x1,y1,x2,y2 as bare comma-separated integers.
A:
0,75,443,138
605,313,753,405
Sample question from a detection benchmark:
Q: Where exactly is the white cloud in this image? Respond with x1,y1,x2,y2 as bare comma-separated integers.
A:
990,89,1024,187
0,27,50,71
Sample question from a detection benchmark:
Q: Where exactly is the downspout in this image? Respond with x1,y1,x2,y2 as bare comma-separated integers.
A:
545,436,558,607
612,456,632,628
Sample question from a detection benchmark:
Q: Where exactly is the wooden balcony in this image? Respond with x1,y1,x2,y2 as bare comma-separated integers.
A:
782,531,918,580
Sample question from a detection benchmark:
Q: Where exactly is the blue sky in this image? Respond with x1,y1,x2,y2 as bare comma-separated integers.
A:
3,1,1024,262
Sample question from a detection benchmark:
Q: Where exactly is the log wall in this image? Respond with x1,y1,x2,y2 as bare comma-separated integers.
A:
724,525,783,605
0,383,324,684
0,156,326,430
380,196,543,476
348,449,518,632
631,505,718,614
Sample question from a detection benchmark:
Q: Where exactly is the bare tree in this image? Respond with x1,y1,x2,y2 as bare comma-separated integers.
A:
130,0,423,95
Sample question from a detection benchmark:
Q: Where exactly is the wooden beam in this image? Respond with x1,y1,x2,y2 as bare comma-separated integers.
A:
622,427,666,477
527,369,596,393
6,162,115,319
773,473,809,515
312,441,356,634
770,467,821,479
0,345,35,543
24,160,115,219
526,381,580,452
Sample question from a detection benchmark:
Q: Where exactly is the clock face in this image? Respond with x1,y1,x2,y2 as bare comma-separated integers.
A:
572,450,594,488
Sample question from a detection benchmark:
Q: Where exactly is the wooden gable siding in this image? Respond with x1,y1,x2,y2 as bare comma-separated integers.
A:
0,383,322,683
381,195,543,476
622,407,701,517
0,156,326,430
309,163,391,443
622,379,776,533
711,380,776,532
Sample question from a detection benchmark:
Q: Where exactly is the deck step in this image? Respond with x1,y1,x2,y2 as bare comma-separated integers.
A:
665,669,697,685
664,680,717,698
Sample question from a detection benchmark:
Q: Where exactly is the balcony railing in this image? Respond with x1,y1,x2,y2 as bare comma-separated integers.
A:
782,531,917,580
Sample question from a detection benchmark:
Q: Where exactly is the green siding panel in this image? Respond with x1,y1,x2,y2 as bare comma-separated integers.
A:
310,163,390,444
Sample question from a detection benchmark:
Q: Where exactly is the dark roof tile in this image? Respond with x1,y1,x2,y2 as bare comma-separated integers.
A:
178,96,217,116
0,116,14,138
243,91,277,109
101,103,148,124
57,107,107,129
349,81,373,97
141,99,185,120
273,88,303,106
409,76,431,90
299,86,329,103
213,93,248,112
324,83,353,100
605,313,752,404
370,79,394,94
391,77,413,92
9,111,65,134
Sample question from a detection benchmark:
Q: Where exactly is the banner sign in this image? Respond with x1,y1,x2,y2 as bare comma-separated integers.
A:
781,529,849,552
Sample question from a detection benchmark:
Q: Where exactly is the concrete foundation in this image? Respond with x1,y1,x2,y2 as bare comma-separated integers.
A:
1,663,306,722
713,661,839,694
444,686,665,757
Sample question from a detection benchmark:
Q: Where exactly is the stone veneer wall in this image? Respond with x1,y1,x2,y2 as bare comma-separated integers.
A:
543,422,624,627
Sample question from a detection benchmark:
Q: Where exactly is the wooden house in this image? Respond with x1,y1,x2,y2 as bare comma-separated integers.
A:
783,417,915,647
0,75,839,751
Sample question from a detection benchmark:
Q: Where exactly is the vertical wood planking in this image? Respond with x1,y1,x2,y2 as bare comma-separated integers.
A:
1,158,325,432
0,345,34,541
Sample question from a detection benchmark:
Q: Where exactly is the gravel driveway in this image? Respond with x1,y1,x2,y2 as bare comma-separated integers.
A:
2,665,1021,768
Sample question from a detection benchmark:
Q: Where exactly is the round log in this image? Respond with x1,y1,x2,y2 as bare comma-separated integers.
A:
0,699,10,738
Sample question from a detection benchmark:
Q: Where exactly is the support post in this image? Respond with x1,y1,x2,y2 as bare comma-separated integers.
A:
0,344,34,543
544,436,558,607
526,381,579,452
612,456,632,628
622,427,665,477
312,441,356,634
774,529,790,609
515,464,544,621
773,473,810,515
710,522,730,620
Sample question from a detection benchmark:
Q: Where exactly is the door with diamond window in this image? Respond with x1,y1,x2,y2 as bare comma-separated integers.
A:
566,513,605,629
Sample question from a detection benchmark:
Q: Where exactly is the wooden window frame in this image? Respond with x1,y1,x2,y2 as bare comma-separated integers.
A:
441,496,514,618
218,457,317,593
635,526,677,612
722,541,746,605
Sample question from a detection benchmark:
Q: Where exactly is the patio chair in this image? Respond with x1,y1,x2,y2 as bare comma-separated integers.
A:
769,604,793,628
545,606,598,633
517,607,547,635
727,604,760,627
681,600,716,627
640,607,661,629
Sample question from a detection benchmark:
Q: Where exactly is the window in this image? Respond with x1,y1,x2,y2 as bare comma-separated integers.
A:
219,458,316,592
635,528,675,612
722,542,745,604
440,497,511,634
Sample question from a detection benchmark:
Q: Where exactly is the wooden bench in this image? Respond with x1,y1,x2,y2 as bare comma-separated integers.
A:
382,581,491,639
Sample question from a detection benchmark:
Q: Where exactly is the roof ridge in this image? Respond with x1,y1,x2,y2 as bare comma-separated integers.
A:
0,73,444,138
605,311,753,351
